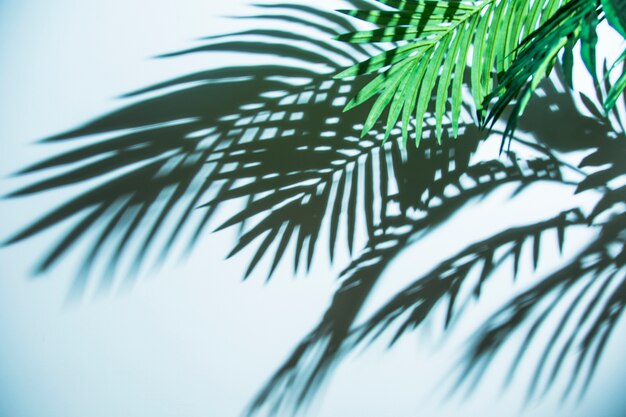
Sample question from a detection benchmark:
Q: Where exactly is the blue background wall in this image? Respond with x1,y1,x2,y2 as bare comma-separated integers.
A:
1,1,626,416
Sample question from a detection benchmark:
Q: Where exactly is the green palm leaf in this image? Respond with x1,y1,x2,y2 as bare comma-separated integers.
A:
336,0,569,146
484,0,599,145
603,0,626,38
485,0,626,143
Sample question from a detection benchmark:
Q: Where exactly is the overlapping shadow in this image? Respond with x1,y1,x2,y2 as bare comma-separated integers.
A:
4,1,626,416
6,2,387,293
246,70,622,416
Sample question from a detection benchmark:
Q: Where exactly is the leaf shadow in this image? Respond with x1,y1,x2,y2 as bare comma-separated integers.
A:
4,1,626,416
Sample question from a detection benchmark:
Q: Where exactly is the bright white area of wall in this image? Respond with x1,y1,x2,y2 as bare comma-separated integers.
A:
0,1,625,417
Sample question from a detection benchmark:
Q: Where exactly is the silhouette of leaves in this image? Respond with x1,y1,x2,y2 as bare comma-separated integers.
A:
354,209,586,345
461,211,626,400
446,67,626,401
246,64,626,414
4,1,486,290
5,1,626,416
5,2,386,289
246,149,572,415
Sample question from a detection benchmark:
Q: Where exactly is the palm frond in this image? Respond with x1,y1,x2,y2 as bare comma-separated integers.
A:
485,0,626,148
484,0,601,146
335,0,570,145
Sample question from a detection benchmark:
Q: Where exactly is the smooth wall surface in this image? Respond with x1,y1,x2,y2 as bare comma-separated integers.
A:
1,1,626,417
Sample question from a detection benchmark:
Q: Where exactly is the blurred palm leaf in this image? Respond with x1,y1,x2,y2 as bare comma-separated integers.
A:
4,2,487,296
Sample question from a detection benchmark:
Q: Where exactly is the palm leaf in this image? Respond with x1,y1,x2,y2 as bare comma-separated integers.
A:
484,0,600,146
335,0,570,145
485,0,626,145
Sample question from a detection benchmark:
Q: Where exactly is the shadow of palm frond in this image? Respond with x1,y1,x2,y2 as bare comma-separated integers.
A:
5,0,626,415
5,2,386,293
459,93,626,402
4,1,486,296
245,70,626,415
